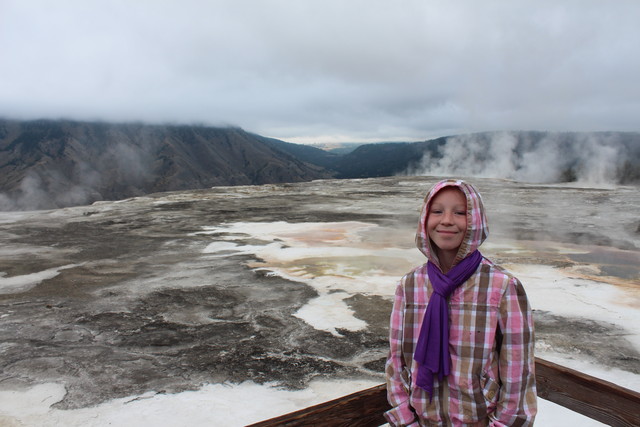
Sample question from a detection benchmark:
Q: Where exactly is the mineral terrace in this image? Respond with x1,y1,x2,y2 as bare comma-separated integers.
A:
0,176,638,412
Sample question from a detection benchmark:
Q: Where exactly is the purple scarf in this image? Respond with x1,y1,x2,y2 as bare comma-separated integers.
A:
414,250,483,400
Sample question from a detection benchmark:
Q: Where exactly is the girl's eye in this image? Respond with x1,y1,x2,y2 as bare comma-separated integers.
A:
455,211,466,216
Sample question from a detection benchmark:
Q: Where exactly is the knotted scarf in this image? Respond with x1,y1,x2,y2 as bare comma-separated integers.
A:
414,249,483,400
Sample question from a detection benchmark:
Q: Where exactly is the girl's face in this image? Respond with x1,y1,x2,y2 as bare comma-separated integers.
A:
427,187,467,261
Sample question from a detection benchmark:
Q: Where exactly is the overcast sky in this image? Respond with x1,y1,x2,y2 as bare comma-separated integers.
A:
1,1,639,143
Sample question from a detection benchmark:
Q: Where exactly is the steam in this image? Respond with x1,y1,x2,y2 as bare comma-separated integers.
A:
405,132,636,186
0,131,156,212
0,169,98,212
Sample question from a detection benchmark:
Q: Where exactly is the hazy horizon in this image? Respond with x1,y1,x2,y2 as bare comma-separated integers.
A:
3,115,640,147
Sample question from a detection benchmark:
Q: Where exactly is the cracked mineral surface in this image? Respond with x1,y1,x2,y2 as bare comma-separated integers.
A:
0,176,638,424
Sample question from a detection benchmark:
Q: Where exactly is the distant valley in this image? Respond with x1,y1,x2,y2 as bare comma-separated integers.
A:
1,118,638,210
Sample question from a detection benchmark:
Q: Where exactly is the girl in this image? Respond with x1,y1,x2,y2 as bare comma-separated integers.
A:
385,179,537,426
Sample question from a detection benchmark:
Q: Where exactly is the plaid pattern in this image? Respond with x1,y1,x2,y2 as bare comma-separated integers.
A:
385,180,537,426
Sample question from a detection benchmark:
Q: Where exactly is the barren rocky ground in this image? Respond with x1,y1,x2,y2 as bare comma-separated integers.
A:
0,176,638,410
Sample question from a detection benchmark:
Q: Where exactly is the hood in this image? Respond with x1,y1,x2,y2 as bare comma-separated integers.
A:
415,179,489,269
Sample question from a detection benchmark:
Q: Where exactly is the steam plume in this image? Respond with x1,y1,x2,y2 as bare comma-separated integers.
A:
405,132,638,186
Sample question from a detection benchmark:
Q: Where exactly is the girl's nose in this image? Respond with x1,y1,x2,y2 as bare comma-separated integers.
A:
442,211,454,224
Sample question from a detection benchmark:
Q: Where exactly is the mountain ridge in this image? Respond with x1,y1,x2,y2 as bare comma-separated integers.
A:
0,119,329,210
1,119,639,211
267,130,640,183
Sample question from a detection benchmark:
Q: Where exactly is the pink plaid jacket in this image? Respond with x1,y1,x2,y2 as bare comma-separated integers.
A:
385,180,537,426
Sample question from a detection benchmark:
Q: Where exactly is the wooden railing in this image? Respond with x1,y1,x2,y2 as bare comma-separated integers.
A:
249,358,640,427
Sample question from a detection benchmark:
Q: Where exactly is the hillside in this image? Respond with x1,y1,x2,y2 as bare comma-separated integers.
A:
2,119,638,211
290,131,640,184
0,120,329,210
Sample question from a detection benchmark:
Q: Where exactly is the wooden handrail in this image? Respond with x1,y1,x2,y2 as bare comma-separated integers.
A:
248,383,388,427
249,357,640,427
535,358,640,427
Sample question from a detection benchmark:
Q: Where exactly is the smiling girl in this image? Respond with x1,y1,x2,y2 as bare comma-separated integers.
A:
385,179,537,426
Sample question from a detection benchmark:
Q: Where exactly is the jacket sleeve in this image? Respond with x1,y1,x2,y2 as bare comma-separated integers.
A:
384,281,419,426
490,277,537,427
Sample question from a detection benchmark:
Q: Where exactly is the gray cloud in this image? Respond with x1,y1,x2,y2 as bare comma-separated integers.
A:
1,0,639,142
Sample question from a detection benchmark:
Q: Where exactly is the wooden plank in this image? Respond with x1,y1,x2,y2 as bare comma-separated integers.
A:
247,383,390,427
249,357,640,426
535,358,640,427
